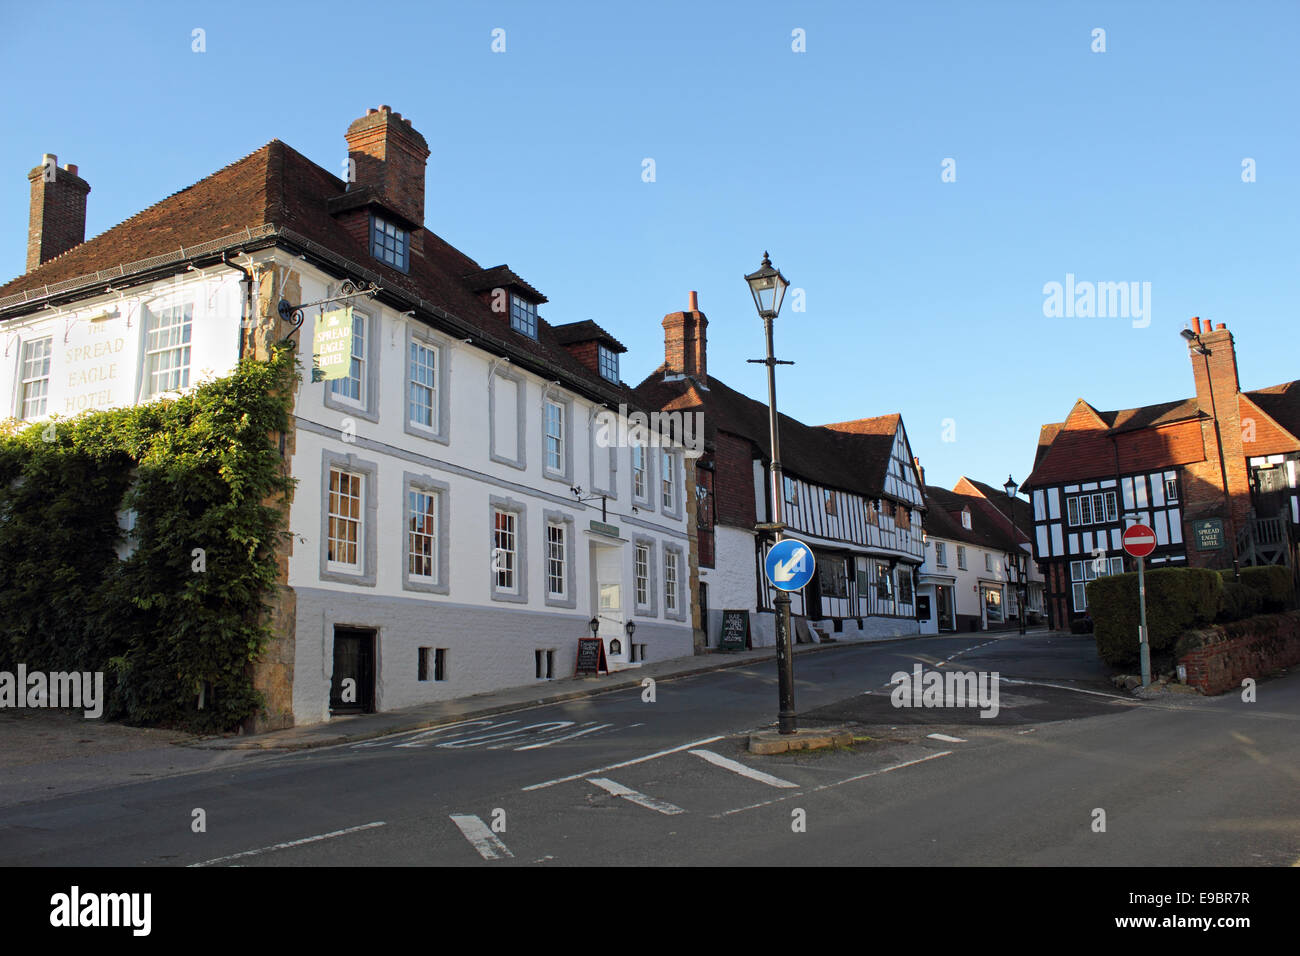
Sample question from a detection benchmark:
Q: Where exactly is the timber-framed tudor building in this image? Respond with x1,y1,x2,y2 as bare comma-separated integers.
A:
1023,318,1299,629
0,106,698,730
634,299,927,647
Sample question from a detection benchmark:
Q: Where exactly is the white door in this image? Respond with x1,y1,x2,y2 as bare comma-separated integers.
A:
593,543,627,663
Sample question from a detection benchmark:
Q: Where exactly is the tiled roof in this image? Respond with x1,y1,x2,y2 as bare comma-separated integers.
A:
1247,381,1300,441
954,476,1034,542
550,320,627,353
633,369,908,501
923,485,1022,554
0,140,649,413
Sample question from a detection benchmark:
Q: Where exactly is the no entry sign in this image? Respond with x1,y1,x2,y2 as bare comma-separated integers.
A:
1122,524,1157,559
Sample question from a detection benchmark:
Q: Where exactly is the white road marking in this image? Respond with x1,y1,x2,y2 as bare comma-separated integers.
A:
450,814,514,860
721,751,953,816
927,733,967,743
522,734,726,791
188,821,386,867
999,677,1139,701
514,722,616,750
689,749,798,789
587,777,686,815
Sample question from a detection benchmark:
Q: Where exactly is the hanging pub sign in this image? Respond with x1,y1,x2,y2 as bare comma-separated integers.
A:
575,636,609,675
312,306,354,382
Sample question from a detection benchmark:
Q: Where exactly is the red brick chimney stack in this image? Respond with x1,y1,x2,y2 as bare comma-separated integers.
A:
663,291,708,385
1184,319,1251,546
344,105,430,230
26,153,90,273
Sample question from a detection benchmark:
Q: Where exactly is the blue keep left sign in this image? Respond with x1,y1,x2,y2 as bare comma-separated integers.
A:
764,538,816,592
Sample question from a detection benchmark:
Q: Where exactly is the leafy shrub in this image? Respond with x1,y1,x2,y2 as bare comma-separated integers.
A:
1068,617,1093,634
1217,581,1263,622
1088,567,1222,667
0,347,298,732
1219,566,1295,612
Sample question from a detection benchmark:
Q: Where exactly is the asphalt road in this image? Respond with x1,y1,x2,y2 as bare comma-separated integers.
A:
1,631,1296,867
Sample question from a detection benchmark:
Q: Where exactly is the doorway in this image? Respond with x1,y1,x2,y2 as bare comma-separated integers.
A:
592,542,627,664
330,625,376,715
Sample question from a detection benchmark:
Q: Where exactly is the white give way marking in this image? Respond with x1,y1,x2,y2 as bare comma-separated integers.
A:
587,777,686,816
353,717,634,751
450,814,513,860
689,749,799,789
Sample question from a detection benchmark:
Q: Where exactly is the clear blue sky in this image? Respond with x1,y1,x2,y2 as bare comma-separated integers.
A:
2,1,1296,490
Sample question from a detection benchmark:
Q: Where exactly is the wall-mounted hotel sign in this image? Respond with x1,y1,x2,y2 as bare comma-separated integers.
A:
589,520,621,538
1191,518,1225,551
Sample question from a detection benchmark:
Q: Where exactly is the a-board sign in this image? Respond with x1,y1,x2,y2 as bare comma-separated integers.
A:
719,609,750,651
575,636,609,675
1191,518,1225,551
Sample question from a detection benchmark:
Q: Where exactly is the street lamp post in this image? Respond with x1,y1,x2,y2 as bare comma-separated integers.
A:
1004,475,1027,635
745,252,796,735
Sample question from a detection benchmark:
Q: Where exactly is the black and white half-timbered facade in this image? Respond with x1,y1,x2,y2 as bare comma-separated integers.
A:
1023,319,1300,628
635,296,926,647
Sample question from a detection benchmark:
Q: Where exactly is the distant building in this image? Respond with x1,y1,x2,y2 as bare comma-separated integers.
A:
917,479,1044,634
635,296,926,646
1022,319,1299,629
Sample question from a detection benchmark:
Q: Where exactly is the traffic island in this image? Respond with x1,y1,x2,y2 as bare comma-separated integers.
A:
748,728,855,755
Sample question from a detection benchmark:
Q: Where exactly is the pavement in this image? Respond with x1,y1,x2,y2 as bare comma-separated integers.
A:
184,631,921,751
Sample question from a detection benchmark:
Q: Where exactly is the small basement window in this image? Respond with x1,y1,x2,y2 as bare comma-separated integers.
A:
535,649,555,679
419,647,447,682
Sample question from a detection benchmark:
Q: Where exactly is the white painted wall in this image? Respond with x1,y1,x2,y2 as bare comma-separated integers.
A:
281,256,693,724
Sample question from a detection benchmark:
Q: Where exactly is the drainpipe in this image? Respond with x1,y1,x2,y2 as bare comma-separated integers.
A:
221,252,252,361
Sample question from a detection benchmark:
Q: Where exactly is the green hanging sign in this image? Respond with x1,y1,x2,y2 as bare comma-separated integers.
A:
312,306,354,382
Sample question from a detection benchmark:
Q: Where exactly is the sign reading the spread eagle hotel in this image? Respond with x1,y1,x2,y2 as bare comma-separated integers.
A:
312,307,354,382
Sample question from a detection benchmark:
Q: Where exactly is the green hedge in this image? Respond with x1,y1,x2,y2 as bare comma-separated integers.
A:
0,346,298,731
1218,566,1295,612
1087,567,1222,667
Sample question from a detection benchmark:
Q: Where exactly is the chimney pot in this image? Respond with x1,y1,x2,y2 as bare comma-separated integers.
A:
379,104,391,112
688,290,698,312
64,164,78,176
1192,316,1202,334
1216,323,1226,331
367,108,377,115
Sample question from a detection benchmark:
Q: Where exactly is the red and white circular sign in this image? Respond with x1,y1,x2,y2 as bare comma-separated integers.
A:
1122,524,1157,558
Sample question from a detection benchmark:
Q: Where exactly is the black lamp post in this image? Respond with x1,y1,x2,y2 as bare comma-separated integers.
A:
1004,474,1027,635
744,252,797,735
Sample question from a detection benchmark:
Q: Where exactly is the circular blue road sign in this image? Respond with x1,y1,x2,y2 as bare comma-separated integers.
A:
764,538,816,592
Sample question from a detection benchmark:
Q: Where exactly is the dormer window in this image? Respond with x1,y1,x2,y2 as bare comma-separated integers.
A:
510,295,538,339
371,215,409,272
598,344,619,382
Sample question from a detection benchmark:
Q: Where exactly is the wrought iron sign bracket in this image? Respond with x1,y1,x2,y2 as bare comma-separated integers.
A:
277,280,381,341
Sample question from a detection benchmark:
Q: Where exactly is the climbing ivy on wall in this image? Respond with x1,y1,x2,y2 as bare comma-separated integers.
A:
0,345,298,732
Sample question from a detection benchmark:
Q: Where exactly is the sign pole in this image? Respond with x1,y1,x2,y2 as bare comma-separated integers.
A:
1138,555,1150,688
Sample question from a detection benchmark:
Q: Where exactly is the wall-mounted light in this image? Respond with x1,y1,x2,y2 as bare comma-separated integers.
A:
588,617,600,638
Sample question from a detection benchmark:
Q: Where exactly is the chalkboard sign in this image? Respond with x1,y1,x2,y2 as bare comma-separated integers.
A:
575,637,609,675
719,610,750,651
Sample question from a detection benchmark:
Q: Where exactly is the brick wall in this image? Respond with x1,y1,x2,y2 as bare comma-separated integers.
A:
713,430,757,528
1183,323,1253,569
1178,611,1300,695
